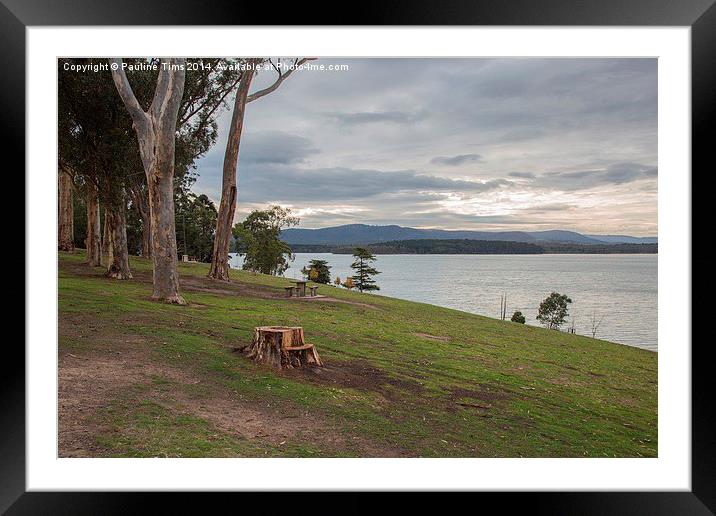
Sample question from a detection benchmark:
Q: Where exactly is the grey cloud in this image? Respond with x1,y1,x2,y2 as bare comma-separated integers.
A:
191,58,657,232
523,203,577,213
326,110,427,126
237,165,512,203
431,154,483,166
240,131,319,165
536,163,657,190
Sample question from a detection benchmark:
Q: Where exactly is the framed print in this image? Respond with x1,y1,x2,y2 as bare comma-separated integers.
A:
5,0,712,512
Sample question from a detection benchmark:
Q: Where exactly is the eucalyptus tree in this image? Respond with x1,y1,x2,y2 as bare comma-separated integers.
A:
110,57,190,302
58,59,136,277
208,58,314,281
124,59,244,260
60,57,242,285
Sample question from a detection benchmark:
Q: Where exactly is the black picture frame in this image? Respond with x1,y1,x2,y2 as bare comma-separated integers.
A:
5,0,710,513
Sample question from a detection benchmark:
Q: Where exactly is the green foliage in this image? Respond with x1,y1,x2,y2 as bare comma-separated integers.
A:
537,292,572,330
58,58,139,210
175,193,218,262
58,57,243,233
511,311,526,324
233,206,299,275
301,259,332,284
350,247,380,292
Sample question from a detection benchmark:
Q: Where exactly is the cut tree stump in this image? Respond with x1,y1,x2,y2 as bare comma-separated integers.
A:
246,326,324,369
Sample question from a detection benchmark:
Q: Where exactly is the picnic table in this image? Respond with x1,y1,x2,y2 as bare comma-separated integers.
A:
285,281,320,298
291,280,307,297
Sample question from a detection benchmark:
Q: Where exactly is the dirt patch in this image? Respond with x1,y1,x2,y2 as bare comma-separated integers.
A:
59,346,157,457
59,335,406,457
282,359,424,401
414,332,451,343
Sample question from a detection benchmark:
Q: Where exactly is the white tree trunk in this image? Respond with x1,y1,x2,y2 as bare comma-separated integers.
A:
111,58,186,304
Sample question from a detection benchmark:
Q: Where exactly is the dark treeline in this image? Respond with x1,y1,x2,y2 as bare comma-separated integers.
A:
288,239,658,255
538,242,657,254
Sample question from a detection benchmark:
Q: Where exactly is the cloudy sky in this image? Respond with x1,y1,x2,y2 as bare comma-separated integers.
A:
192,58,657,236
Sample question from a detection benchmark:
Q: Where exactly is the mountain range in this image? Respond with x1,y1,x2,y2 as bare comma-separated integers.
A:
280,224,658,246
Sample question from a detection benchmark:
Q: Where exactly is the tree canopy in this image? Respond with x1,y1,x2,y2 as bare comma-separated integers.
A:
302,259,332,284
233,206,299,276
537,292,572,330
176,193,219,262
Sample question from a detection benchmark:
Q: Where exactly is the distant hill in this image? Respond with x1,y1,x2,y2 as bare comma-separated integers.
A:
585,234,658,244
281,223,655,246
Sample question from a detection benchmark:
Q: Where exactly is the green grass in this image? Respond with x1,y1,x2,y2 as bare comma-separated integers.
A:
58,251,657,457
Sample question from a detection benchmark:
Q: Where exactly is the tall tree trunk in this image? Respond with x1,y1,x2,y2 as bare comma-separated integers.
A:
105,203,133,279
147,166,182,301
58,169,74,252
111,58,186,304
207,64,258,281
86,182,102,266
130,186,152,258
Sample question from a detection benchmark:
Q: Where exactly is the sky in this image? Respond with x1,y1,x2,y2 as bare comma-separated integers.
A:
191,58,657,236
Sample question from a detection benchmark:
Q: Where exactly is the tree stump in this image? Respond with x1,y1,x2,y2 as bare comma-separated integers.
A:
246,326,323,369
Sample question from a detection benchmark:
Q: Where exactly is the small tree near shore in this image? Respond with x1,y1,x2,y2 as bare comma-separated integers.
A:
537,292,572,330
302,259,331,284
511,311,526,324
350,247,380,292
233,205,299,276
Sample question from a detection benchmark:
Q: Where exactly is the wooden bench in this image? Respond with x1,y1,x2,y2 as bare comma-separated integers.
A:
284,286,296,297
309,286,319,297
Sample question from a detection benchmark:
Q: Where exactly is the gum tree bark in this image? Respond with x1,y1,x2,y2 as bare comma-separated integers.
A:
85,181,102,267
58,169,74,252
111,58,186,304
130,186,152,259
207,58,312,281
105,202,133,279
207,61,258,281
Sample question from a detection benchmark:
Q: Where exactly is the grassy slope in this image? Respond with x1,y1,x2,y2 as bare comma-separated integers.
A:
58,251,657,458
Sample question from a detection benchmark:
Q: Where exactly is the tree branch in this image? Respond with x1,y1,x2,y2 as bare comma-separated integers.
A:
156,58,186,127
150,60,172,121
178,74,242,128
109,58,148,131
246,58,315,103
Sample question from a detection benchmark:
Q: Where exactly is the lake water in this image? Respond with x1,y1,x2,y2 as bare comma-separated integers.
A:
230,253,657,351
